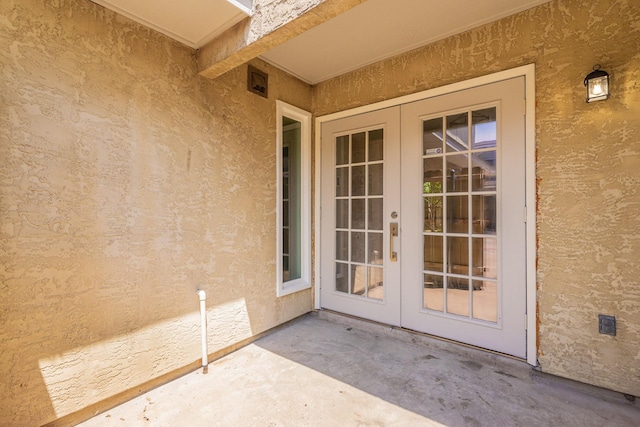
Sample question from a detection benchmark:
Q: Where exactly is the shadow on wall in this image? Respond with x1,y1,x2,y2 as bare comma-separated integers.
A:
0,1,304,424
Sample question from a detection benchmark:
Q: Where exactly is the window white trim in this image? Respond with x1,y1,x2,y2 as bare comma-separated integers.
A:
276,101,312,297
315,64,537,366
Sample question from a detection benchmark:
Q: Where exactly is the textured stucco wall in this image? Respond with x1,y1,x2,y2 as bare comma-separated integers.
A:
313,0,640,396
0,1,312,425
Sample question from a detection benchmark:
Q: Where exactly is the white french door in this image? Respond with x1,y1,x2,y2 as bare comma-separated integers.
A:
320,108,401,326
320,77,527,358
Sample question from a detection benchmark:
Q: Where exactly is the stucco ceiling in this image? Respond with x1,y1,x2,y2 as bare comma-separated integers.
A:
260,0,551,84
91,0,550,84
89,0,252,49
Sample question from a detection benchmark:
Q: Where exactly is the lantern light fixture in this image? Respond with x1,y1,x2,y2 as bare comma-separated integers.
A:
584,64,610,103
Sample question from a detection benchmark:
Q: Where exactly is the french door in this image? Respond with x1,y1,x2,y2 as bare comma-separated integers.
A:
320,77,527,358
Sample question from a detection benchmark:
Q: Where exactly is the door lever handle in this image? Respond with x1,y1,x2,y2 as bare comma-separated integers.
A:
390,222,398,262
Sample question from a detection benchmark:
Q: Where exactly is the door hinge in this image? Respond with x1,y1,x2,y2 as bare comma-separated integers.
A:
523,206,527,223
525,314,528,330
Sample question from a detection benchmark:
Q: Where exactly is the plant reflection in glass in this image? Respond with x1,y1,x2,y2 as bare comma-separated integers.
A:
424,181,443,232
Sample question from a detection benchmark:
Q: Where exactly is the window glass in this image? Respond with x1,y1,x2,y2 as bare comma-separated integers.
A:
277,102,311,296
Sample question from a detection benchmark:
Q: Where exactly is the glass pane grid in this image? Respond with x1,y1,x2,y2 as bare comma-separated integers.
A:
422,106,498,323
335,128,385,301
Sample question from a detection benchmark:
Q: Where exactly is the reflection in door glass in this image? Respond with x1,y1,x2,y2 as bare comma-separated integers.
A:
472,108,497,149
368,233,383,265
336,167,348,197
369,129,384,161
352,132,366,163
368,164,383,195
447,278,470,317
446,154,469,192
334,129,385,300
423,273,444,312
423,118,443,154
472,151,496,191
446,113,469,152
351,165,365,196
336,135,349,165
423,197,443,232
423,235,443,272
423,158,443,192
422,106,499,323
473,280,497,322
336,199,349,229
472,195,496,235
368,267,384,301
351,199,365,230
368,199,383,231
336,263,348,293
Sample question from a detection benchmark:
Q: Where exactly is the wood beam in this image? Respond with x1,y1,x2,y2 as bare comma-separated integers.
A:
197,0,366,79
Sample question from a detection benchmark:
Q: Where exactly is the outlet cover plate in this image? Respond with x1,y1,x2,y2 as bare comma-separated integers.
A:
598,314,616,336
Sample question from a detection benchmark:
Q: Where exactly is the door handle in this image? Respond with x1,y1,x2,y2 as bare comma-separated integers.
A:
390,222,398,262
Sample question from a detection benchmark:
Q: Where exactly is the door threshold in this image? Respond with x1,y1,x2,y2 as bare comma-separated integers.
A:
317,308,527,365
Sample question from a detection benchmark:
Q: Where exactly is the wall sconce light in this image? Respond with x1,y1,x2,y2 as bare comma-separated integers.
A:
584,64,610,103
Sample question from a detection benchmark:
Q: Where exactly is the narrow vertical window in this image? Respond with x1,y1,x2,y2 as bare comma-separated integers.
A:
277,101,311,296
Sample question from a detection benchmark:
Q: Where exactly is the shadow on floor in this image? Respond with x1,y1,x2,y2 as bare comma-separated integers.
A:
80,312,640,426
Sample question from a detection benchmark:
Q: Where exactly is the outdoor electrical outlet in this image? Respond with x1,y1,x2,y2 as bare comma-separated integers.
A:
598,314,616,336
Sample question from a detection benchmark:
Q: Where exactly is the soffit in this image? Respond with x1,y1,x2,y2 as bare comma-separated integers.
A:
260,0,551,84
89,0,251,49
89,0,550,84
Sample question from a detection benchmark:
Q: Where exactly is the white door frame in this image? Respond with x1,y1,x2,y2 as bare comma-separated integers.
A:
314,64,537,366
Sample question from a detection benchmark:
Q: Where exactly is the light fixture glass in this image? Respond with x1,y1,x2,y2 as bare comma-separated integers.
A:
584,64,610,103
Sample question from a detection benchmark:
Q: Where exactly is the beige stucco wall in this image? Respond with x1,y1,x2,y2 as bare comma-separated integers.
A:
0,1,312,425
313,0,640,396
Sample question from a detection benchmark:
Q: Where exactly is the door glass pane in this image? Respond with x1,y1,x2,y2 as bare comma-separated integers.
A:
351,265,366,295
446,112,469,152
351,165,365,196
368,233,383,265
368,164,383,195
473,237,497,279
336,135,349,165
448,236,469,275
424,235,443,272
446,154,469,192
472,151,496,191
423,158,443,192
423,196,443,232
369,129,383,161
336,262,348,293
368,267,384,300
423,118,443,154
336,199,348,229
351,232,365,263
447,195,468,233
472,195,496,235
368,199,383,230
352,132,366,163
424,273,444,312
336,231,348,261
336,167,348,197
351,199,365,230
472,108,496,149
447,277,469,316
473,280,497,322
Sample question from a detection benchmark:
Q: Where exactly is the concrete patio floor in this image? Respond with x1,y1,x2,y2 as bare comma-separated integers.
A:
80,311,640,427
